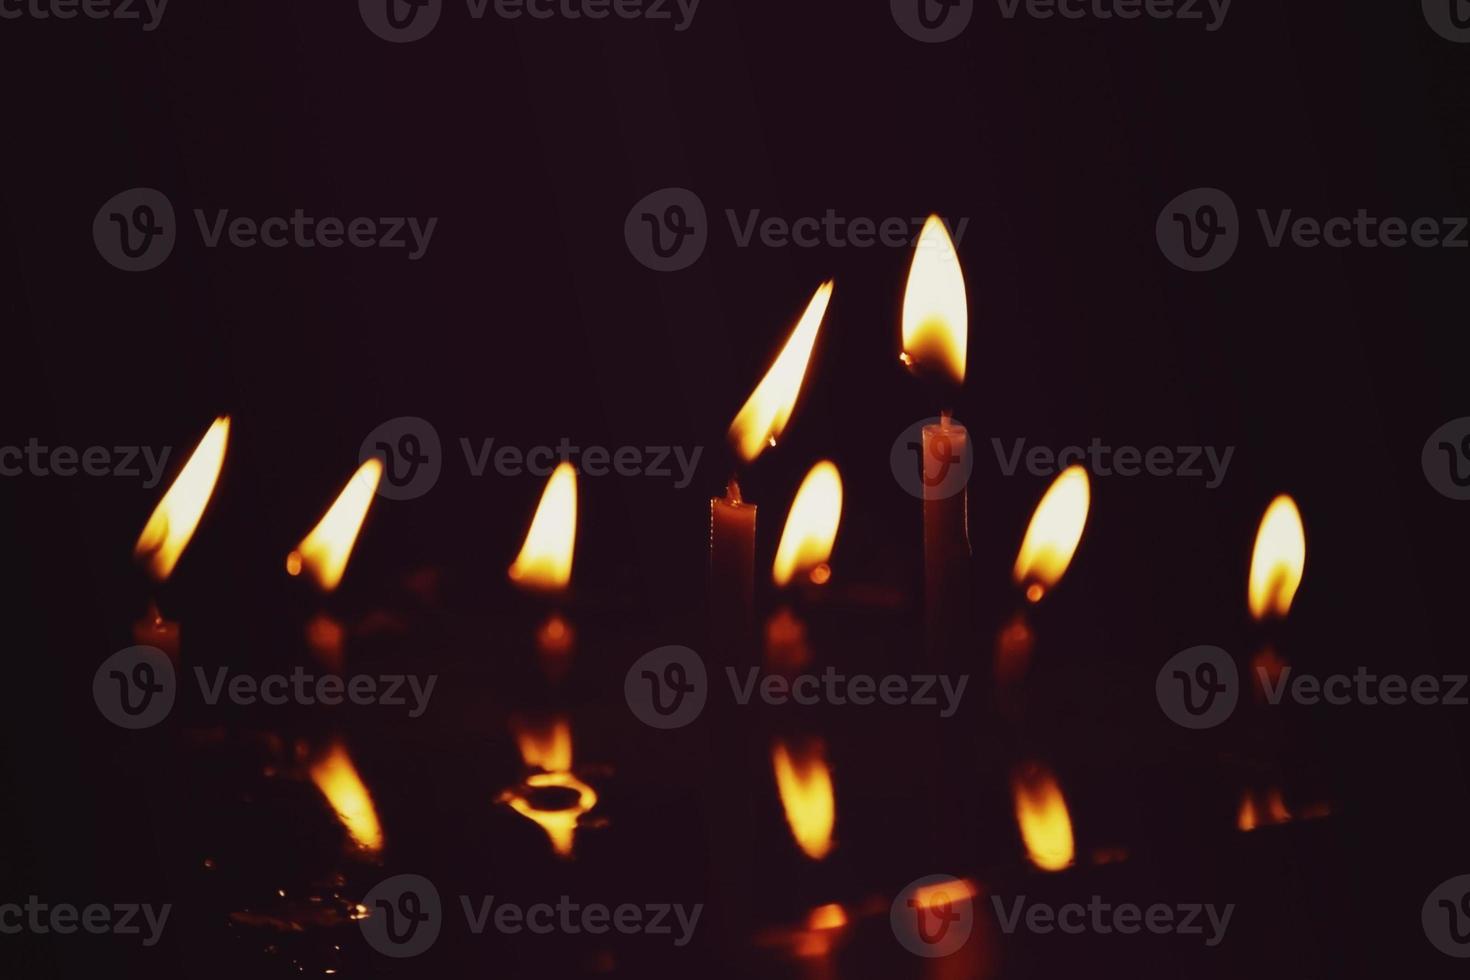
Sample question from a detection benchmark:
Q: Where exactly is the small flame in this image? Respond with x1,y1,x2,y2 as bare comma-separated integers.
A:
1237,788,1292,832
286,458,383,591
1013,465,1090,601
772,738,835,861
910,877,979,910
134,416,230,581
900,216,967,387
728,282,833,464
508,462,577,591
772,461,843,587
505,717,596,858
793,903,849,959
309,742,384,855
1248,494,1305,620
1013,763,1075,872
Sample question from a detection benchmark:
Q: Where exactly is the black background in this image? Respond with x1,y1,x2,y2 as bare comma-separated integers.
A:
3,0,1469,977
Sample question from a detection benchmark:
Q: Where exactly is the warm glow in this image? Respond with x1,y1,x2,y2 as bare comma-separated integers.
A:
900,215,967,386
1237,788,1291,831
728,282,833,463
1013,764,1075,871
507,462,577,591
504,717,596,858
514,716,573,773
134,416,230,581
910,877,979,910
1013,465,1090,600
1248,494,1305,620
772,461,843,587
793,903,849,958
309,742,384,855
287,458,383,591
772,739,835,860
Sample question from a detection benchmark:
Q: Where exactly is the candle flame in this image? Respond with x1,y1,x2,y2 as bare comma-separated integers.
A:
1013,465,1090,601
1013,763,1075,872
508,462,577,591
794,903,849,958
1248,494,1305,620
505,717,596,858
134,416,230,581
900,215,967,387
286,458,383,591
309,742,384,855
910,877,979,909
728,282,833,464
772,461,843,587
772,738,835,861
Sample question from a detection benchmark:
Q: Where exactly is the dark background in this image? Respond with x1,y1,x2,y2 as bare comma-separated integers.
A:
2,1,1469,977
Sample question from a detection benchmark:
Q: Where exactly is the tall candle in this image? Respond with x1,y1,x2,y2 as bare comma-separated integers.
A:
921,413,970,666
508,462,579,681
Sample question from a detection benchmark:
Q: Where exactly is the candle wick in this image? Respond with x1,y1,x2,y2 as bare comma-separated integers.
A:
940,409,953,426
726,478,743,505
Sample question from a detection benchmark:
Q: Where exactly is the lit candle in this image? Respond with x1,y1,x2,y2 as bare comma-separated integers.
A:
715,281,833,663
1011,761,1076,872
132,415,230,660
1246,493,1305,699
507,462,578,682
766,461,842,673
899,216,969,666
498,714,599,859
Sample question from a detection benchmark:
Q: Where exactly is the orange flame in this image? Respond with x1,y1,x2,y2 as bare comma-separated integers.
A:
772,738,835,861
772,461,843,587
286,458,383,591
900,215,967,386
507,462,577,592
134,416,230,581
728,282,833,464
505,717,596,858
309,742,384,855
910,877,979,909
1013,764,1075,871
1248,494,1305,620
1013,465,1090,602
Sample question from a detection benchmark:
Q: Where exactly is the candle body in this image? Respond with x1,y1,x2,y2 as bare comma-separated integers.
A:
133,603,180,661
710,486,757,663
922,420,971,666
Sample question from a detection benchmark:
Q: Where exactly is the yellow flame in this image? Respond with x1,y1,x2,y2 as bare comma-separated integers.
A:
1248,494,1305,620
772,739,835,861
508,462,577,591
286,458,383,591
900,215,967,386
1013,465,1090,600
309,743,384,855
1013,764,1075,871
772,461,843,587
911,877,979,910
728,282,833,464
505,717,595,858
515,716,573,773
134,416,230,581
